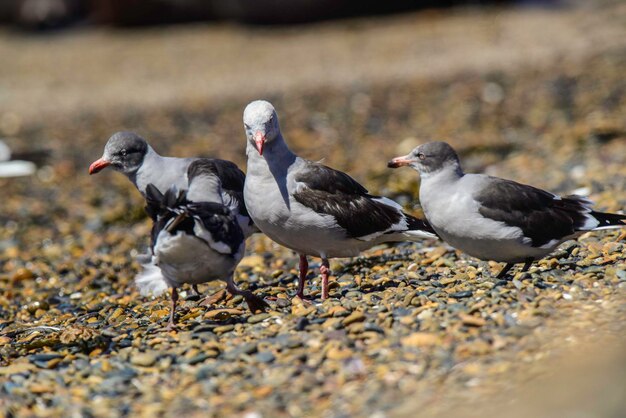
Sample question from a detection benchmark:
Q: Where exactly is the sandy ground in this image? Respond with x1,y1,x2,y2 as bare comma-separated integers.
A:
0,2,625,126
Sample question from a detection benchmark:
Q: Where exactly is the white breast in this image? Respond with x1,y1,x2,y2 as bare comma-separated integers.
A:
154,231,236,287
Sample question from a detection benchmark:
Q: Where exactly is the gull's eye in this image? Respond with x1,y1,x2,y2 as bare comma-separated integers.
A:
418,152,426,160
244,123,251,130
121,149,127,157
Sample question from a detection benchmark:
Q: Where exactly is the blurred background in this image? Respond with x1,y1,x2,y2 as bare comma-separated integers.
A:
0,0,624,417
1,0,513,29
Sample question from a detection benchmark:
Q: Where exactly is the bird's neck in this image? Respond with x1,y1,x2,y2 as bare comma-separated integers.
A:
130,145,161,189
420,163,463,185
247,134,296,172
142,146,162,166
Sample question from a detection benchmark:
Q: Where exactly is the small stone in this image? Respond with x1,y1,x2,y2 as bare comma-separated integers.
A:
459,313,486,327
328,306,349,317
131,352,158,367
401,333,440,347
276,298,291,308
12,268,34,282
341,311,365,326
213,325,235,334
326,347,353,360
204,309,245,321
292,304,315,317
248,313,271,324
255,351,276,363
0,362,36,375
295,317,309,331
200,289,227,306
450,290,473,299
238,255,265,269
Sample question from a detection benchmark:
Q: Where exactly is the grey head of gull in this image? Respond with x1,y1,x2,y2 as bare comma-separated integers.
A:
137,159,268,330
89,131,258,238
89,131,148,178
388,141,626,278
242,100,437,300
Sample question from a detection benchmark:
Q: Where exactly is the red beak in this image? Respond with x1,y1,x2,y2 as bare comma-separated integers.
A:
89,158,111,174
253,131,266,156
387,155,413,168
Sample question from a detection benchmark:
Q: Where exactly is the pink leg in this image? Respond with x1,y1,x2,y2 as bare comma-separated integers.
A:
320,258,330,300
296,254,308,299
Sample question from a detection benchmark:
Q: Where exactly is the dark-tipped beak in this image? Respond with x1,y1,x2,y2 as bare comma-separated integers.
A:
253,131,266,156
89,158,111,174
387,155,413,168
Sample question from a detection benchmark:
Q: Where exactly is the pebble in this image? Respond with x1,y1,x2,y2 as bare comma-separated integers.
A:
248,313,271,324
130,352,158,367
401,333,441,347
255,352,276,364
450,290,473,299
341,311,366,326
459,313,487,327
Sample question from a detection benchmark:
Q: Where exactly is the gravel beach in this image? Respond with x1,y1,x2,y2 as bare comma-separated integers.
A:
1,2,625,417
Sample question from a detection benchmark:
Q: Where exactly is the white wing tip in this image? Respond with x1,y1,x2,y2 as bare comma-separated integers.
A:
402,230,438,240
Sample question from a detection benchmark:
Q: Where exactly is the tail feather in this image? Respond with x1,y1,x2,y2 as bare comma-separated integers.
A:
590,210,626,230
135,259,169,297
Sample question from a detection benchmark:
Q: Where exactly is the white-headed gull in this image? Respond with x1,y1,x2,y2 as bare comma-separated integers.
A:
388,141,626,278
89,131,256,237
136,160,268,330
242,100,437,300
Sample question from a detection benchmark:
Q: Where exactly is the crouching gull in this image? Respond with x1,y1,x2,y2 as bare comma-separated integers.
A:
136,160,268,330
388,141,626,278
89,131,257,238
242,100,437,300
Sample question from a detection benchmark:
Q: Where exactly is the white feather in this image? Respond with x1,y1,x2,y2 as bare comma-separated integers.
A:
401,229,438,240
192,219,232,254
135,260,169,297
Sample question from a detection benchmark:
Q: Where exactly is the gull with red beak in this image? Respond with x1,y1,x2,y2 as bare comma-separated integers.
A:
89,131,257,238
388,141,626,278
243,100,437,300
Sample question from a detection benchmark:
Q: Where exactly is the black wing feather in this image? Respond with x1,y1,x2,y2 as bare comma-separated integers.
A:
294,163,369,195
187,201,244,255
293,162,402,238
475,178,590,247
145,183,243,255
188,159,249,218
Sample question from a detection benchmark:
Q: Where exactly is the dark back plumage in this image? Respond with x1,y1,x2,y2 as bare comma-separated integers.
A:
188,159,245,194
188,158,249,218
292,162,407,238
476,179,594,247
145,183,244,255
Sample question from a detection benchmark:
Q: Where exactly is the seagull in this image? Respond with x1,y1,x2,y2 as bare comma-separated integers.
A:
136,160,268,330
88,131,256,238
388,141,626,278
242,100,437,300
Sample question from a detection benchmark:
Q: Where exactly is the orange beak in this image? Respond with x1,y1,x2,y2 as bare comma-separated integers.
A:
89,158,111,174
387,155,413,168
253,131,266,156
